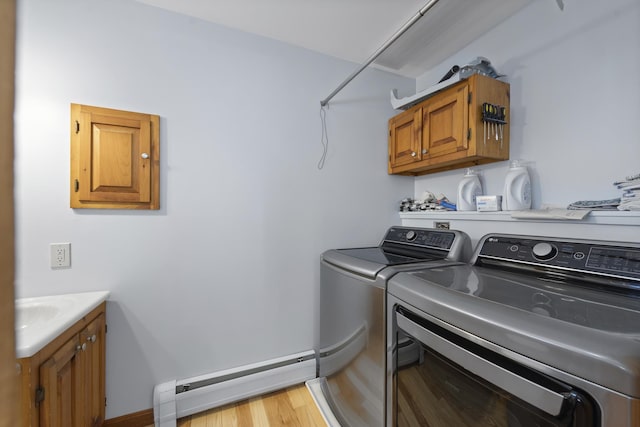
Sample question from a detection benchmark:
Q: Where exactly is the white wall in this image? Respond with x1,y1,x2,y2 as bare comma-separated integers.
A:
412,0,640,209
14,0,414,418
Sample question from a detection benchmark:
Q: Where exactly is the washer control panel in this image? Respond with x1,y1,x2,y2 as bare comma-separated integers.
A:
384,227,455,250
478,235,640,280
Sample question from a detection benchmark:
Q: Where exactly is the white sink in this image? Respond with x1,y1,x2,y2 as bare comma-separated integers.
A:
15,291,110,358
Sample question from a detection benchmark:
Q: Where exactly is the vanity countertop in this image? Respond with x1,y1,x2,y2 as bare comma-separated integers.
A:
15,291,110,358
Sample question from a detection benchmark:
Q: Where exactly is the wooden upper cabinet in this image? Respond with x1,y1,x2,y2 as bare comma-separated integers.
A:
423,84,468,158
389,108,422,168
70,104,159,209
388,74,510,176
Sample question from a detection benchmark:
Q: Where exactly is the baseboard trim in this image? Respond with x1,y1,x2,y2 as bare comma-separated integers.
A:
104,408,154,427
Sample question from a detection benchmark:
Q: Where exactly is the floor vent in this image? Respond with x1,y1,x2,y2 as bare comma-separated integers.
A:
153,350,316,427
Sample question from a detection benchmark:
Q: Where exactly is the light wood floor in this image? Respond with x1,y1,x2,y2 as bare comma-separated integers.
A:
146,384,327,427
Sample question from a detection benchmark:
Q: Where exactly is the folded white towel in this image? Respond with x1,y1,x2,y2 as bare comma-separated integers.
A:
618,199,640,211
613,172,640,188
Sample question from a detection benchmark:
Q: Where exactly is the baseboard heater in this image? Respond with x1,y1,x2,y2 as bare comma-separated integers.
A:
153,350,316,427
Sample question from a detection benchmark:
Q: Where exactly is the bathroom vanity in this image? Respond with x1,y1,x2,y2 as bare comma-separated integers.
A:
16,292,108,427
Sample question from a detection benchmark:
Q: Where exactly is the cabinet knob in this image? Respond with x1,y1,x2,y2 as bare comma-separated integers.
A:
422,149,428,154
88,334,97,343
141,153,149,159
411,152,417,157
77,343,87,352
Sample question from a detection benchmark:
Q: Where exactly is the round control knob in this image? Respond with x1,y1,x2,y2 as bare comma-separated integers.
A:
141,152,149,159
406,230,417,241
532,242,557,260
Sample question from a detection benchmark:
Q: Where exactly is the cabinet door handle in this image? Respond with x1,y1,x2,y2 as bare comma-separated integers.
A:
422,149,428,154
87,334,97,343
141,153,149,159
411,152,417,157
76,343,87,352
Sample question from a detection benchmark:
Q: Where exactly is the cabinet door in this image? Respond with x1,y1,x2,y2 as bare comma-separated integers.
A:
39,336,82,427
70,103,160,210
389,108,422,168
79,314,106,427
422,84,469,158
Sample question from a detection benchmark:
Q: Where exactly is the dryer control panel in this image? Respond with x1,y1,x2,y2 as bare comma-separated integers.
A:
477,235,640,281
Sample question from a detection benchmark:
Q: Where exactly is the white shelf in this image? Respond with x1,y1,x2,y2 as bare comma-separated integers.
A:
399,210,640,226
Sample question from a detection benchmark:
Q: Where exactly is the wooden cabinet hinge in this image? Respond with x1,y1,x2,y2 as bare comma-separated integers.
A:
35,386,45,406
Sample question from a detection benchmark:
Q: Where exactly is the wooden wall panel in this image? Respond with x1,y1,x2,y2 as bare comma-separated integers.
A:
0,0,18,426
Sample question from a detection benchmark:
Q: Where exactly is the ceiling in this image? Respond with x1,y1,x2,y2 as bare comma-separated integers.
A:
135,0,533,78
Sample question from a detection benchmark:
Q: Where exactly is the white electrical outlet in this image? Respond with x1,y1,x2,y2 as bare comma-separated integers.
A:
50,243,71,268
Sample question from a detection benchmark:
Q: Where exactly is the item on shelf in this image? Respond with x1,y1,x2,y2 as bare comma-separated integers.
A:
459,57,504,80
399,192,456,211
457,168,483,211
511,208,591,220
390,57,504,110
436,196,456,211
390,76,462,110
614,172,640,211
567,171,640,211
438,65,460,83
399,198,418,212
567,198,621,210
502,160,531,211
476,195,502,212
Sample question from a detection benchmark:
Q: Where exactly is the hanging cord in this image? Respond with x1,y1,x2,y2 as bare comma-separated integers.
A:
317,105,329,169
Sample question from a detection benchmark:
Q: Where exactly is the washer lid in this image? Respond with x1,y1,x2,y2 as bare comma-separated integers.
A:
388,265,640,397
322,247,446,279
338,246,447,265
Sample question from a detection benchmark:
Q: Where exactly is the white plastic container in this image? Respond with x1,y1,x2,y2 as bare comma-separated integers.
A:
502,160,531,211
457,168,483,211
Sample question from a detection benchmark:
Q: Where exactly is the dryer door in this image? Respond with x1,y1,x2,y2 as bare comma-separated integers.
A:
391,306,599,427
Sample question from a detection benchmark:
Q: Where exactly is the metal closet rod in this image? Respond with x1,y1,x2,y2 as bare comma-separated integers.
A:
320,0,442,107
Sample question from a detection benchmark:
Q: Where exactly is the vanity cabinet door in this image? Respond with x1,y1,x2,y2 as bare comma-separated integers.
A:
39,335,82,427
79,314,106,427
19,303,106,427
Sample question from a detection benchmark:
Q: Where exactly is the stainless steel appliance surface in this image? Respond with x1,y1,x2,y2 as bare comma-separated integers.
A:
317,226,471,427
387,233,640,427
